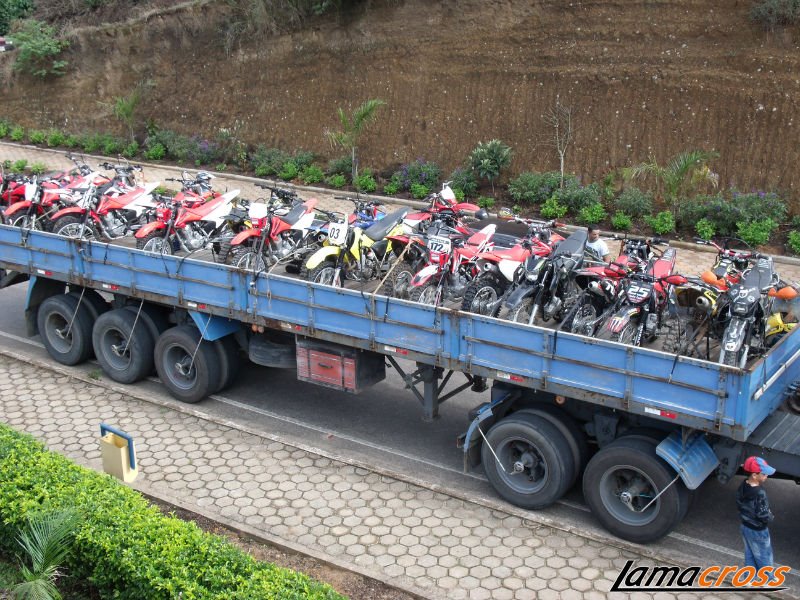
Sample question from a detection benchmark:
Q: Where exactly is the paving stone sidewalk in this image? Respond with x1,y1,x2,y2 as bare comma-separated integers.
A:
0,354,773,600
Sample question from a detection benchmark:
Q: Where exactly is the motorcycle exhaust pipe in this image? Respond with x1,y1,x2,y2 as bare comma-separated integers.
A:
695,296,712,313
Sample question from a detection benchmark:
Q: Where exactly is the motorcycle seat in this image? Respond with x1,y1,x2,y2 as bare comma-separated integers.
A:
364,208,409,241
282,202,309,226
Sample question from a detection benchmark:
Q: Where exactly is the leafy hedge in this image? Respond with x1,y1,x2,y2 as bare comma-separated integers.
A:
0,423,345,600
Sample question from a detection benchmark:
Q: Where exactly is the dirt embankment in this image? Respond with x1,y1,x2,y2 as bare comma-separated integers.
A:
1,0,799,207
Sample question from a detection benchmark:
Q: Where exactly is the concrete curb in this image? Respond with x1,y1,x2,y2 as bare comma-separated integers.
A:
2,343,785,599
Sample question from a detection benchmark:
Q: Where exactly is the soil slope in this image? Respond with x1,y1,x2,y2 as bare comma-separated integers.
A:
1,0,799,206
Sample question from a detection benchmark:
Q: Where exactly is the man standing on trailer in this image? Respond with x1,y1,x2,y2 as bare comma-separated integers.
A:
736,456,777,583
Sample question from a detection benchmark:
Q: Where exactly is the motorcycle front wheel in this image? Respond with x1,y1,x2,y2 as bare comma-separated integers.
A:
137,231,173,255
508,298,536,325
308,260,342,287
235,250,268,272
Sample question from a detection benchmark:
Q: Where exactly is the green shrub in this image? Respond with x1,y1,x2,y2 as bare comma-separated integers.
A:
45,129,66,147
292,150,315,171
541,196,568,219
143,143,166,161
355,168,377,193
410,182,430,199
0,120,10,138
0,423,345,600
578,202,607,225
737,218,778,247
610,211,632,231
121,141,139,159
448,167,478,198
80,132,103,153
63,134,81,148
102,136,123,156
278,160,299,181
507,171,566,205
695,217,716,240
614,187,653,219
326,155,352,179
788,230,800,254
326,173,346,188
12,159,27,171
10,126,25,141
0,0,33,36
382,172,402,195
453,188,465,201
478,197,495,209
751,0,800,29
396,159,440,191
552,182,601,214
216,163,227,172
12,19,69,78
29,162,46,175
469,139,512,191
685,191,788,236
28,129,46,144
646,211,676,235
300,165,324,184
791,215,800,228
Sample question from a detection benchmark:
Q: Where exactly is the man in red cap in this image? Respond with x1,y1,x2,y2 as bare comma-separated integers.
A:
736,456,777,583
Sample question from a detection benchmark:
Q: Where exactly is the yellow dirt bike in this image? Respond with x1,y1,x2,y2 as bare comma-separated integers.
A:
303,208,409,287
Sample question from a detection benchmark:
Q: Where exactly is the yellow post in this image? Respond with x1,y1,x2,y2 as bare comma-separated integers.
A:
100,424,138,483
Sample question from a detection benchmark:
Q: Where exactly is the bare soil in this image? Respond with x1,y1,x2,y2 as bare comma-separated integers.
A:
1,1,800,208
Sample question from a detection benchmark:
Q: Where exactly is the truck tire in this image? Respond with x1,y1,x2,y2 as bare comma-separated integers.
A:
155,325,221,403
92,309,154,384
462,275,504,316
123,302,169,346
516,404,589,486
68,289,110,323
214,334,241,392
583,436,686,543
37,294,94,366
481,412,574,509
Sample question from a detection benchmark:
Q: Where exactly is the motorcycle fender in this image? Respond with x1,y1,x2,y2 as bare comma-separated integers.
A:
411,263,439,287
50,206,86,221
4,201,31,216
606,307,639,334
305,245,341,270
722,318,748,354
498,259,520,282
135,220,166,239
230,228,262,246
453,202,481,212
505,284,536,310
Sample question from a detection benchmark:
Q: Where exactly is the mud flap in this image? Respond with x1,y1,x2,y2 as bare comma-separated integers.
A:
656,430,719,490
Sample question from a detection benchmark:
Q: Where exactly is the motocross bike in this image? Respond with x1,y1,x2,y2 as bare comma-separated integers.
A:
406,222,497,306
461,218,562,317
715,254,795,368
503,228,589,325
135,189,241,255
227,197,320,272
596,247,686,347
564,237,666,337
401,182,483,232
304,208,409,287
382,207,487,300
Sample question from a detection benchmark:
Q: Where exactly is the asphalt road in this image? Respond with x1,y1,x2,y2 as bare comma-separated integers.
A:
0,280,798,586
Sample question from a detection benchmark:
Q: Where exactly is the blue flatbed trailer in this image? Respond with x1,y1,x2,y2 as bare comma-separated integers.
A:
1,224,799,543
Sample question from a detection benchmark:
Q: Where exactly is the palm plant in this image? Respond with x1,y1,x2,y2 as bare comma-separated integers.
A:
12,509,79,600
622,150,720,220
324,98,386,183
469,139,512,196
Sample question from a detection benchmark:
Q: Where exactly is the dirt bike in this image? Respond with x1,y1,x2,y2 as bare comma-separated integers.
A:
564,237,666,336
304,208,409,287
135,189,240,255
461,218,562,317
406,222,497,306
503,228,589,325
227,197,320,272
596,247,686,347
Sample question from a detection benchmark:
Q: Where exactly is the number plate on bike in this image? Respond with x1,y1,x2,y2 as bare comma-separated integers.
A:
427,235,452,254
327,222,348,246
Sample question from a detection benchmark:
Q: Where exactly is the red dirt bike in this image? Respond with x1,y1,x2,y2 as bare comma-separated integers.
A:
461,218,563,316
135,189,241,255
226,197,321,271
405,221,497,306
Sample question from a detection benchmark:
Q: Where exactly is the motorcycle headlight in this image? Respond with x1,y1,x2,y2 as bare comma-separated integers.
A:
525,272,538,283
732,301,749,315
